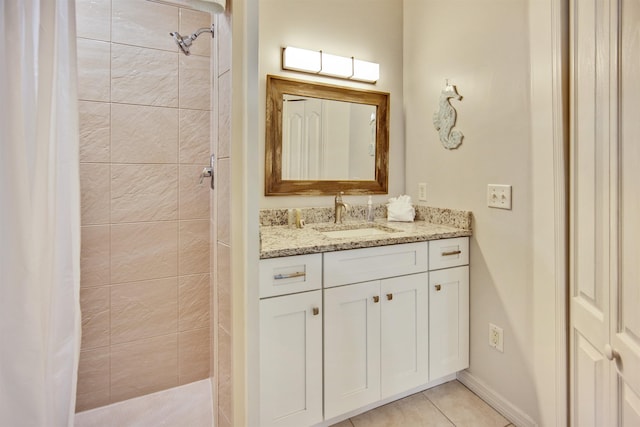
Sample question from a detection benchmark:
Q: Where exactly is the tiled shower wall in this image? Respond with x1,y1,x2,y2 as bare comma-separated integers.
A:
212,3,233,425
76,0,213,411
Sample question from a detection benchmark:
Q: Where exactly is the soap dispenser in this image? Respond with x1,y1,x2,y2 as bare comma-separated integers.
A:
366,196,374,222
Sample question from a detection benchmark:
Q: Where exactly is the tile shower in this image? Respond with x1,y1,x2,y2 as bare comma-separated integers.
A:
75,0,232,424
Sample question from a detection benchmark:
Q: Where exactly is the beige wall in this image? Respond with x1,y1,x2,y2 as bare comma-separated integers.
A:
258,0,405,209
76,0,212,411
404,0,565,425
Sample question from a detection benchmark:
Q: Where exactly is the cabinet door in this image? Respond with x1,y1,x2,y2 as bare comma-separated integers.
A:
259,291,322,427
380,273,429,398
324,281,381,419
429,266,469,380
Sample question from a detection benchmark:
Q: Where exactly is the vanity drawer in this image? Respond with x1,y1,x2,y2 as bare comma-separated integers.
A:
323,242,428,288
428,237,469,270
259,254,322,298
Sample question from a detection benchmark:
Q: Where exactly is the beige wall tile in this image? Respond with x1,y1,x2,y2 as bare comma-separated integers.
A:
80,286,110,350
179,165,210,220
179,273,210,331
81,225,110,288
110,334,178,402
77,38,110,102
76,348,110,412
111,43,178,107
218,413,232,427
111,164,178,222
111,104,178,164
216,157,230,245
179,54,211,110
111,277,178,345
217,243,231,334
111,222,178,283
178,328,210,384
76,0,111,41
79,101,110,163
179,8,211,57
217,327,232,423
216,11,231,75
112,0,178,52
178,220,210,275
179,109,211,164
217,71,231,158
80,163,110,225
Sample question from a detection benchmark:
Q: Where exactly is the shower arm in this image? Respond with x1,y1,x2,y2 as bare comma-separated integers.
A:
190,24,215,41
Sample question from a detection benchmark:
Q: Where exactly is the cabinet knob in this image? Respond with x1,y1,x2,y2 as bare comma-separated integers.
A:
604,344,619,361
435,284,442,291
312,307,319,316
386,293,393,301
373,295,380,303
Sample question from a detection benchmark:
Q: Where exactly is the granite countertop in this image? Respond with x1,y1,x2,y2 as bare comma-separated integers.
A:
260,218,472,259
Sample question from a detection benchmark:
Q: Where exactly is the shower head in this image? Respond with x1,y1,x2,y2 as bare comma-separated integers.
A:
169,24,214,56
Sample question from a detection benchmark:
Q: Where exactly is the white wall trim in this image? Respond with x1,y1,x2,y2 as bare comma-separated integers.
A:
457,370,538,427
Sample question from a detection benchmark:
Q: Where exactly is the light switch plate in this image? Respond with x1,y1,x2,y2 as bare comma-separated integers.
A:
487,184,512,209
418,183,427,201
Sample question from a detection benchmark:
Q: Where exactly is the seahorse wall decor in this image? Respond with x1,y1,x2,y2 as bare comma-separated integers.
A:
433,82,464,149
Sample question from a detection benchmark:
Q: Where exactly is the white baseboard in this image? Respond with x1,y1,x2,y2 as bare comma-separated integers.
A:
457,370,538,427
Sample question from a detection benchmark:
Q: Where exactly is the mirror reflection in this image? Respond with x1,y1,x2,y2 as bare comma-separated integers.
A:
282,94,377,181
266,75,390,196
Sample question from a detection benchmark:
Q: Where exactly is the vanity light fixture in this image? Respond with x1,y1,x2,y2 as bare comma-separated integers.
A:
282,46,380,84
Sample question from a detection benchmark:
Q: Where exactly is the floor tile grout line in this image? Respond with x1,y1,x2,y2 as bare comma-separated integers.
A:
422,390,457,427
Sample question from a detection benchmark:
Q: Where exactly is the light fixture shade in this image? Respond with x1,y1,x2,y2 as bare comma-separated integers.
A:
353,59,380,83
282,47,321,73
320,52,353,78
281,46,379,84
184,0,225,14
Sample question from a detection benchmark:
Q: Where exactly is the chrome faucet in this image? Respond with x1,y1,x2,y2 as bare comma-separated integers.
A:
334,192,349,223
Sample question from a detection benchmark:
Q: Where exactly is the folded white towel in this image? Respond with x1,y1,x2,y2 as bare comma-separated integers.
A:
387,195,415,222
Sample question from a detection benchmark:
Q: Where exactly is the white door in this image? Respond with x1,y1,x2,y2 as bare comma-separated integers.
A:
570,0,640,424
380,273,428,398
259,291,323,427
281,97,323,180
324,281,381,419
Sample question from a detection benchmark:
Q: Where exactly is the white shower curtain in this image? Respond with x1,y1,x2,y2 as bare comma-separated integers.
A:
0,1,81,426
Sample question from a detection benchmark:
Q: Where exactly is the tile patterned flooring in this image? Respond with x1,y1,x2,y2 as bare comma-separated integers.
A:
331,380,513,427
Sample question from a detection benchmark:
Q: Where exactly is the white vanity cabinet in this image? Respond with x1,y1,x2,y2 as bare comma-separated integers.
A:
323,243,429,419
428,237,470,380
258,237,469,426
259,254,323,427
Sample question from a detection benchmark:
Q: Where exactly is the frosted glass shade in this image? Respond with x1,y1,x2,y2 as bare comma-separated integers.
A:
282,47,321,73
281,46,379,84
320,52,353,78
353,59,380,83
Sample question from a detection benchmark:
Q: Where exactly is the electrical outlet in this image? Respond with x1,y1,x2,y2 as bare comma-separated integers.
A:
489,323,504,353
487,184,512,209
418,183,427,201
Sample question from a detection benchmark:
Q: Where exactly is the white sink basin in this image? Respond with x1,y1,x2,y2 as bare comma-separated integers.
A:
314,223,400,239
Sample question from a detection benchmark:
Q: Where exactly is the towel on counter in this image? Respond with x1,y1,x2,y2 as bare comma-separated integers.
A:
387,195,415,222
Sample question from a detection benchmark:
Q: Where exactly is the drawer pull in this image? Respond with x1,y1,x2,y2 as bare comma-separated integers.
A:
373,295,380,303
312,307,319,316
386,293,393,301
435,284,442,291
441,250,462,256
273,271,305,280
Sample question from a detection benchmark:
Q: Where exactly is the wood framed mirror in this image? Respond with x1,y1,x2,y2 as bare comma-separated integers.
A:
265,75,389,196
